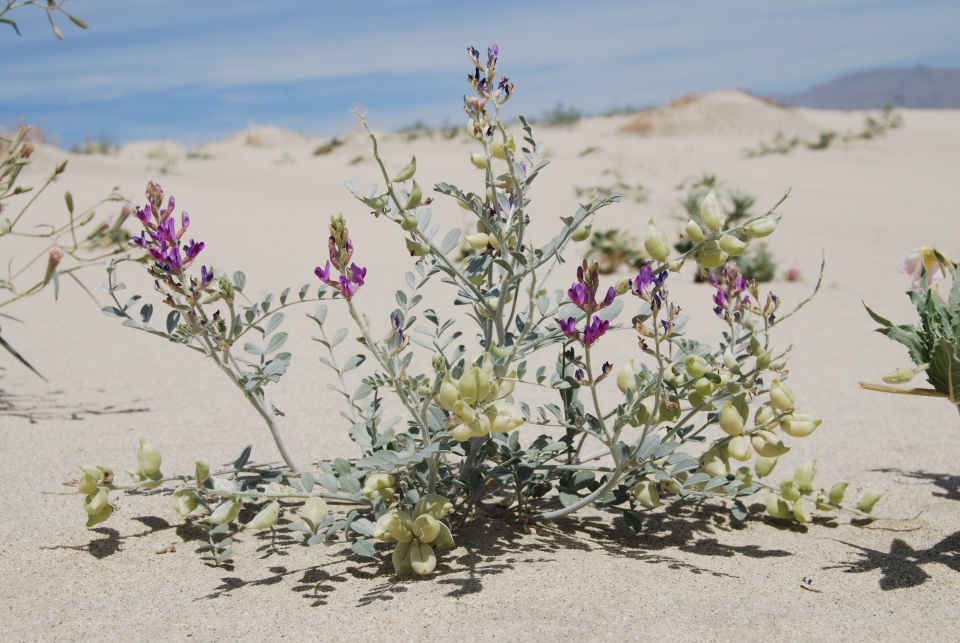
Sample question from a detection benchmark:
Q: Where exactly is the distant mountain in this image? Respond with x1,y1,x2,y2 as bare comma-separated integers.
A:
769,66,960,109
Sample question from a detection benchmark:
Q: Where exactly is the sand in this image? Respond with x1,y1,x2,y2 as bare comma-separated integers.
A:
1,92,959,642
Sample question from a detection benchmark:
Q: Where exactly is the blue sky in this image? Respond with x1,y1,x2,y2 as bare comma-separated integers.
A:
2,0,958,147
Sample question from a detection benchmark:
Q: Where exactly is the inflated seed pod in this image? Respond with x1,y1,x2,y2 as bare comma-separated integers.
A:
723,347,741,374
571,224,592,242
685,219,705,242
195,461,210,486
828,482,849,506
617,359,638,394
206,498,242,525
780,412,821,438
77,466,104,495
432,522,456,550
173,487,199,517
792,497,813,523
755,350,772,371
400,214,419,231
435,373,460,411
685,355,710,379
644,219,671,261
793,459,817,493
386,510,414,543
728,435,752,461
751,431,790,458
449,423,473,441
765,493,792,520
754,403,779,430
464,233,490,250
719,234,749,256
700,191,726,232
392,156,417,182
633,479,661,509
719,402,745,436
696,241,728,269
755,456,779,478
412,514,441,543
490,133,515,159
392,540,413,575
85,505,113,528
137,439,161,477
458,367,490,406
857,491,885,514
780,479,801,501
815,495,836,511
405,181,423,209
301,497,328,528
469,152,488,169
410,542,437,575
769,380,795,412
246,501,280,530
701,449,730,477
735,466,753,487
84,489,110,515
694,377,715,397
405,238,430,256
744,214,780,238
374,512,397,542
415,494,454,520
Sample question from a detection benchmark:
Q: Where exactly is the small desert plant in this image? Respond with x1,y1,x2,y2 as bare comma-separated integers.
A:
55,46,893,577
747,106,904,157
540,103,582,128
574,173,649,203
69,135,116,156
862,248,960,415
582,228,646,274
313,138,345,156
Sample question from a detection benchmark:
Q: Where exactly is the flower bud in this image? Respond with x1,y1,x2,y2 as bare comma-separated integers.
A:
415,494,454,520
793,459,817,493
644,219,671,261
412,514,441,543
696,241,728,269
400,214,419,231
85,505,113,528
392,156,417,182
751,431,790,458
458,367,490,406
792,497,813,523
857,490,885,514
769,380,795,412
685,355,709,379
173,487,199,517
617,359,637,394
301,497,328,529
137,439,161,476
78,466,104,495
780,412,821,438
700,191,726,232
754,403,779,429
765,493,792,520
246,501,280,529
701,449,730,478
84,489,109,515
728,435,752,461
719,234,749,256
829,482,849,506
435,373,460,411
393,540,412,575
719,402,745,436
195,461,209,485
685,219,705,242
780,479,802,501
465,233,490,250
469,152,488,169
410,542,437,575
206,498,242,524
755,456,779,478
571,224,592,242
633,479,661,509
744,214,780,238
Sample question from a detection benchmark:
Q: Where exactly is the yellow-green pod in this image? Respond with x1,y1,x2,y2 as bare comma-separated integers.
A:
392,156,416,182
410,542,437,575
792,497,813,523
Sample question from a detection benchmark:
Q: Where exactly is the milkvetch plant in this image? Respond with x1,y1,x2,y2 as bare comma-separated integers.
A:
56,46,895,576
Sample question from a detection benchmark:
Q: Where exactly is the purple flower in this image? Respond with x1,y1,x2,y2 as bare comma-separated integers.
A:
156,216,176,244
581,318,610,346
713,290,727,309
135,206,151,226
568,261,616,313
557,317,579,339
390,311,404,341
349,263,366,287
180,212,190,235
200,265,213,286
314,261,337,287
132,232,148,248
183,239,204,261
339,275,358,299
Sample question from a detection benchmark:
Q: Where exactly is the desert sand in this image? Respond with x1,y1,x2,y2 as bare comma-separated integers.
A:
1,92,959,642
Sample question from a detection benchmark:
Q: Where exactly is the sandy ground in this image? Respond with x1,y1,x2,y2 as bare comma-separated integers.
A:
1,93,959,642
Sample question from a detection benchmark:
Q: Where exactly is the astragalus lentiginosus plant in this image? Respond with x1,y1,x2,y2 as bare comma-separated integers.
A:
57,46,893,576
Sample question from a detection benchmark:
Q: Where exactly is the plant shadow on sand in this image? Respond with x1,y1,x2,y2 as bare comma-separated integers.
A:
826,532,960,591
195,500,798,607
875,467,960,503
0,382,149,424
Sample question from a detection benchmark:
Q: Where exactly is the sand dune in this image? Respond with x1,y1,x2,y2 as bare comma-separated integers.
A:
1,97,959,641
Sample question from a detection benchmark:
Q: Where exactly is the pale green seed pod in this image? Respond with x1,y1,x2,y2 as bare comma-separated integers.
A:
78,466,104,495
719,402,745,436
85,505,113,528
449,423,474,441
393,540,412,575
405,238,430,256
754,403,779,429
415,494,454,520
882,367,916,384
755,456,779,478
769,358,788,371
816,495,836,511
794,459,818,493
857,490,885,514
644,219,671,261
701,449,730,478
405,180,423,209
137,439,161,477
84,489,109,515
363,473,397,492
828,482,849,506
435,373,460,412
173,487,199,517
755,350,772,371
374,512,396,542
497,371,517,399
769,380,795,412
195,461,209,486
735,466,754,487
719,234,749,256
386,511,414,543
751,431,790,458
392,155,416,182
412,514,441,543
696,241,728,269
766,493,792,520
470,412,492,437
723,347,741,374
685,355,709,379
458,367,489,406
206,498,242,525
246,501,280,530
410,542,437,575
491,133,515,159
453,400,477,425
792,497,813,523
694,377,715,397
780,479,802,501
780,412,821,438
464,233,490,250
617,359,637,394
685,219,705,242
487,402,524,433
364,195,389,210
301,497,328,529
700,191,726,232
571,224,592,242
432,522,455,550
744,214,780,238
728,435,752,461
469,152,488,169
400,214,419,231
633,479,661,509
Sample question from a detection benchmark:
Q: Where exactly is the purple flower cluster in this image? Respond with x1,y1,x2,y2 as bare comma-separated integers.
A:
569,261,616,314
710,265,750,323
314,261,366,300
631,264,669,311
315,216,367,301
131,182,211,285
558,316,610,347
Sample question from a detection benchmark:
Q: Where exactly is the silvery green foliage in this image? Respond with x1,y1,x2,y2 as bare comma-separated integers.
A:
61,47,892,576
0,126,129,378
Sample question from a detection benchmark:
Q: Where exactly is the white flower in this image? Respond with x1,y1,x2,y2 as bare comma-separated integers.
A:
902,247,945,293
